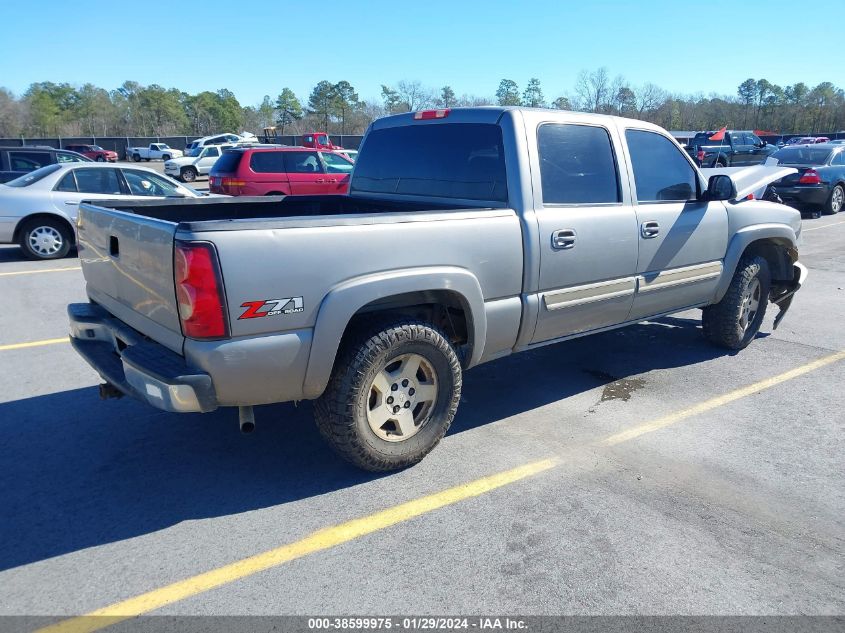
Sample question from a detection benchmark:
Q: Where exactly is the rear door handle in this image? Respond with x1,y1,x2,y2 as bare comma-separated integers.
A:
552,229,576,250
641,221,660,238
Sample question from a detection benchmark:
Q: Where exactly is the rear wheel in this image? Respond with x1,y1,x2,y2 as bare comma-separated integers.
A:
824,184,843,215
314,320,462,471
180,167,197,183
18,218,73,260
702,255,770,350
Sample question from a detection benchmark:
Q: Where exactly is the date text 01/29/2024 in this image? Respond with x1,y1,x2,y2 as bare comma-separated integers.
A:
307,617,528,630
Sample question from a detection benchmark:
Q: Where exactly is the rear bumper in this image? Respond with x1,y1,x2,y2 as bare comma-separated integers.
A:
68,302,217,413
776,184,829,207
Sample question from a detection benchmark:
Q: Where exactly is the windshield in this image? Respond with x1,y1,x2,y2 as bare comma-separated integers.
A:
772,148,831,165
317,135,329,145
5,164,62,187
92,145,105,151
352,123,507,202
187,147,203,157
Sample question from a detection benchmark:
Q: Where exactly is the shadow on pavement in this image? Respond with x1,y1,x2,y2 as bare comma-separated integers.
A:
0,315,732,571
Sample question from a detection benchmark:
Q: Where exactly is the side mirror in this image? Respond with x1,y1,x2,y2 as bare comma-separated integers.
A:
706,174,736,201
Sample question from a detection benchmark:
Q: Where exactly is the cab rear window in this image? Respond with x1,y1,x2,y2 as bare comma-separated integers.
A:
352,123,507,202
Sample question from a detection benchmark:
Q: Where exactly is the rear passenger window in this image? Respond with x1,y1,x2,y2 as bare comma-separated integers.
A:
284,151,323,174
55,172,77,192
249,151,286,173
73,168,121,194
625,130,699,202
538,124,620,204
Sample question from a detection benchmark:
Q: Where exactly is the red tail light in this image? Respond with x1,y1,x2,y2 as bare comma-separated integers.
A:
697,150,705,162
174,241,229,339
798,169,821,185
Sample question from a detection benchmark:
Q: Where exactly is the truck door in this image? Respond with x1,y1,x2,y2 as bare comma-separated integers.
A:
529,122,639,343
622,128,729,321
730,132,753,165
198,146,221,174
283,150,325,195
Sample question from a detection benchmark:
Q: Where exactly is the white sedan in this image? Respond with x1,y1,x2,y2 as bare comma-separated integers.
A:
0,163,212,260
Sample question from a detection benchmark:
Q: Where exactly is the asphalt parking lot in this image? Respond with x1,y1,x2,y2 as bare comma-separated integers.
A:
0,215,843,626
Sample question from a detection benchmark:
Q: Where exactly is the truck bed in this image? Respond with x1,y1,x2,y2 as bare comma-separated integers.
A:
97,194,481,228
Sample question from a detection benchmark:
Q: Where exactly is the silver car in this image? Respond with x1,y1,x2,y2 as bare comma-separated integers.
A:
0,163,209,260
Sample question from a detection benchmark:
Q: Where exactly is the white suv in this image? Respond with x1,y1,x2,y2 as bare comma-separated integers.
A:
164,145,235,183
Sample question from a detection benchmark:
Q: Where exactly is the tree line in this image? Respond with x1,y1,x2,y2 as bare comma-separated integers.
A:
1,70,843,139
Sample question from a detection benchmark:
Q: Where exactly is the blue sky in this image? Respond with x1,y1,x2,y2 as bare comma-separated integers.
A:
3,0,841,106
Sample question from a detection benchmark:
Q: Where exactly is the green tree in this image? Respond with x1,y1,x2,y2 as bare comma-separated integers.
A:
309,80,336,131
551,96,571,110
23,82,78,135
381,84,403,114
615,86,637,116
332,81,359,134
275,88,303,134
439,85,456,108
737,78,757,127
522,78,545,108
496,79,521,106
74,83,114,136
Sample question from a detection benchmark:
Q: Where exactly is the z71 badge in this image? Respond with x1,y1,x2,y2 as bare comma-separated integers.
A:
239,297,304,319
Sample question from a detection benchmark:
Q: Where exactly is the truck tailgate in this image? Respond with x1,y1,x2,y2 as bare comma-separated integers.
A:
77,202,184,353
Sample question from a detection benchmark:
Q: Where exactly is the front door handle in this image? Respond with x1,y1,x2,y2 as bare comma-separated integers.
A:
315,178,326,183
641,221,660,238
552,229,576,250
64,200,78,205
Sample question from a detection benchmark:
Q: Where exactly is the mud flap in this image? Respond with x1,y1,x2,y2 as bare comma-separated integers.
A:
772,262,808,330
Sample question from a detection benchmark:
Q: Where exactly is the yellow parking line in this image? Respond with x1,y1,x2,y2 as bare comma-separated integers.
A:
0,266,81,277
803,220,845,232
0,337,68,352
35,458,557,633
602,350,845,445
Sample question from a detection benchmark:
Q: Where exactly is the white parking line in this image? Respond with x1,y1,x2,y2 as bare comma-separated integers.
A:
803,220,845,232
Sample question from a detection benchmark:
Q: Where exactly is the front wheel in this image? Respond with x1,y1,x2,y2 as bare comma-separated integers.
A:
161,154,171,161
702,255,770,350
132,154,141,162
180,167,197,182
18,218,73,260
824,184,843,215
96,156,105,162
314,321,462,471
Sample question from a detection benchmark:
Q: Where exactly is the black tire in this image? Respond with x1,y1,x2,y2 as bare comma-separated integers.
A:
132,153,141,162
18,217,73,260
823,184,843,215
180,167,197,183
702,255,771,350
96,156,105,162
714,159,727,168
162,154,171,161
314,320,462,471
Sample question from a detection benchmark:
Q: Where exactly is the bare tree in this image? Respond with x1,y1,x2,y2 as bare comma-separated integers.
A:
574,67,610,113
636,83,666,118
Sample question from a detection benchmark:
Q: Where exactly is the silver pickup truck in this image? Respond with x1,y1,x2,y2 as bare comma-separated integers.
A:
68,107,806,471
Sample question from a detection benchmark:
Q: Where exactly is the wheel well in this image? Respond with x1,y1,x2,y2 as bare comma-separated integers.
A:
13,213,76,245
342,290,471,360
742,238,794,282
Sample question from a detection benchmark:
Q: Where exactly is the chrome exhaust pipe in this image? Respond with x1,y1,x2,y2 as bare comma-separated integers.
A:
238,406,255,434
